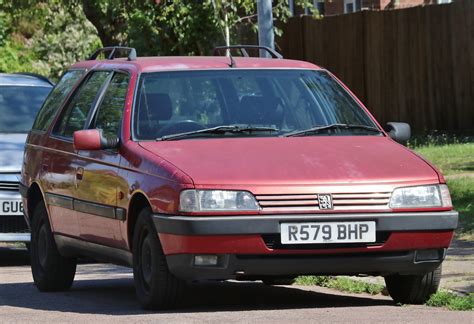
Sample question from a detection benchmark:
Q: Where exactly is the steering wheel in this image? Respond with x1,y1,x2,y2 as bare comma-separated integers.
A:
155,120,205,138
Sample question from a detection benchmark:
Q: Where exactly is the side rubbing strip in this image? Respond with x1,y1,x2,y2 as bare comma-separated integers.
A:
45,193,74,210
116,208,126,221
45,192,127,220
74,200,116,219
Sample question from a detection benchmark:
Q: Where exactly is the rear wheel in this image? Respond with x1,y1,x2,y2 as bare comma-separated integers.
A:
30,201,77,291
133,208,184,310
384,266,442,304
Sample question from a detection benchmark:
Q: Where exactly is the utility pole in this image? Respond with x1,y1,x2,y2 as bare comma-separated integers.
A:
257,0,274,58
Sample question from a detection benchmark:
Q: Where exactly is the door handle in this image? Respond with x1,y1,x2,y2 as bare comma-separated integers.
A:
76,167,84,181
74,167,84,189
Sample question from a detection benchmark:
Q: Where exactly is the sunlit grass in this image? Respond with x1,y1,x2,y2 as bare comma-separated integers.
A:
414,143,474,176
426,291,474,311
295,276,384,295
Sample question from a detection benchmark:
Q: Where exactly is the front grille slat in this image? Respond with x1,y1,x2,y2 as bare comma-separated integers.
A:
257,194,318,201
333,199,390,205
259,200,319,207
0,216,29,233
256,192,391,211
0,181,20,192
332,193,391,199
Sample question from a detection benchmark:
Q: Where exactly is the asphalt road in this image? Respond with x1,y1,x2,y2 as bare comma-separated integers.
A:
0,248,472,323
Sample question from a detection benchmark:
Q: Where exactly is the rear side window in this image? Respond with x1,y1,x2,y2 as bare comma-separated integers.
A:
32,70,84,131
53,71,111,138
91,72,130,138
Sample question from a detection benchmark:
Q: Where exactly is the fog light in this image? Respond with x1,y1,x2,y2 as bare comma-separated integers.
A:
415,249,444,262
194,255,218,266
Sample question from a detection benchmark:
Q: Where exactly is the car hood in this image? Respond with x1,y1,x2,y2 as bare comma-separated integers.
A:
0,133,27,173
139,136,439,186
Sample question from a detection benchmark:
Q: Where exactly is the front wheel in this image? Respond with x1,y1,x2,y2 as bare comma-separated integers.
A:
30,201,77,291
133,208,184,310
384,266,442,304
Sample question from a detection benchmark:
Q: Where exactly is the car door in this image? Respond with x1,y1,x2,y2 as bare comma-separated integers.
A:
46,71,111,237
74,71,130,249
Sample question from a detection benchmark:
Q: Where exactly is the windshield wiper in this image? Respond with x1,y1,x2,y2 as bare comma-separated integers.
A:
284,123,382,137
157,125,279,141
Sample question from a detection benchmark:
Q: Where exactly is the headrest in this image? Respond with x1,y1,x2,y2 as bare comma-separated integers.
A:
144,93,172,121
237,95,283,125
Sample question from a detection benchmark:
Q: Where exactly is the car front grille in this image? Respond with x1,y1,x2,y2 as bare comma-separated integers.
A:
262,231,391,250
0,216,29,233
255,192,391,212
0,181,20,192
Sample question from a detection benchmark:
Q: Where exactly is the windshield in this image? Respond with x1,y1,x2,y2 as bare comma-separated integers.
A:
134,69,379,140
0,86,52,133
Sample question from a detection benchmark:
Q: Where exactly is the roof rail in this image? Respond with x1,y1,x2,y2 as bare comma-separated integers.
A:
14,72,54,85
88,46,137,61
213,45,283,59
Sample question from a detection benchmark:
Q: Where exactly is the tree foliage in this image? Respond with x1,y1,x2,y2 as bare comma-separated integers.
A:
0,0,318,77
68,0,317,56
0,0,100,79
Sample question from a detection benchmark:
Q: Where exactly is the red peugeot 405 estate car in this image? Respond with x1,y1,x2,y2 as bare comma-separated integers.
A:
20,46,458,309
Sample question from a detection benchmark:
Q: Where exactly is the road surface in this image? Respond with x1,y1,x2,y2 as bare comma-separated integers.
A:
0,248,472,323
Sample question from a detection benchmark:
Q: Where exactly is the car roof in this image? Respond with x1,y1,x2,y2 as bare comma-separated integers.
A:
71,56,322,73
0,73,54,87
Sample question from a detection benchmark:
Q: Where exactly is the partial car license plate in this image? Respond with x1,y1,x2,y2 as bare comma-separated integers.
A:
280,221,376,244
0,199,24,216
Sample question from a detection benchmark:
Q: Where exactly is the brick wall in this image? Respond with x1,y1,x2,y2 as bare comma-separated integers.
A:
325,1,345,15
324,0,437,16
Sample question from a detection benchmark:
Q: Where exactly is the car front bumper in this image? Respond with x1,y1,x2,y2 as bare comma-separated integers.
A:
153,211,458,280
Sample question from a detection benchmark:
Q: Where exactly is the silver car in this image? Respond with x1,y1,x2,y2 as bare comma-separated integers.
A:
0,73,53,243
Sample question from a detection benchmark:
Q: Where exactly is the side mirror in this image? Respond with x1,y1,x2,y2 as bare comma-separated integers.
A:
73,129,119,151
384,122,411,143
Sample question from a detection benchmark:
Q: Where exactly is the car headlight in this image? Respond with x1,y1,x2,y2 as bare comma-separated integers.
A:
389,184,452,208
179,190,260,212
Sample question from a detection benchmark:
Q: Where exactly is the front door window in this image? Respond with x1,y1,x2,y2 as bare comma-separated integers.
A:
53,71,111,138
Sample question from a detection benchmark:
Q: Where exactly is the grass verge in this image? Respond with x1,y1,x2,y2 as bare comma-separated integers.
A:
414,143,474,176
296,276,474,311
446,177,474,236
295,276,384,295
414,143,473,237
426,291,474,311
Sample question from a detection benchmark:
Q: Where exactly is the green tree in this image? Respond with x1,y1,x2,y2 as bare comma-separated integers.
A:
72,0,318,56
0,0,100,79
71,0,220,56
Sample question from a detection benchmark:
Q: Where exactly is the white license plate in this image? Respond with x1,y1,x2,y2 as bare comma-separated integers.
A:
0,199,24,216
280,221,376,244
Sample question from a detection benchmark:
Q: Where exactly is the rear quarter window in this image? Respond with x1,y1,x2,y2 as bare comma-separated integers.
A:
32,70,85,131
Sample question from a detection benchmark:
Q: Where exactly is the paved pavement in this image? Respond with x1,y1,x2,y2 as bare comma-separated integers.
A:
348,238,474,295
0,248,472,323
441,239,474,294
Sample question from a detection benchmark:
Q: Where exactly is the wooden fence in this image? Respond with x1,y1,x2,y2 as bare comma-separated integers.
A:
279,0,473,133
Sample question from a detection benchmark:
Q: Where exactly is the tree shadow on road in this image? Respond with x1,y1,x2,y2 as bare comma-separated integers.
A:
448,238,474,257
0,273,395,315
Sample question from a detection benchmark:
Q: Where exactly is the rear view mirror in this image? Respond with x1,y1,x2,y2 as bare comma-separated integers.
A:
384,122,411,143
73,129,119,151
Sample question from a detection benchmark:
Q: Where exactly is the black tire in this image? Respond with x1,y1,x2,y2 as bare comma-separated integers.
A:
262,278,295,286
384,266,442,304
133,208,184,310
30,201,77,291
